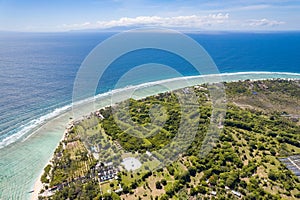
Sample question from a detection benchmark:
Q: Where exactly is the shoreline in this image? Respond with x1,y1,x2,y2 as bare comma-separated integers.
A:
2,71,300,150
31,124,72,200
1,72,300,200
31,162,49,200
32,76,300,199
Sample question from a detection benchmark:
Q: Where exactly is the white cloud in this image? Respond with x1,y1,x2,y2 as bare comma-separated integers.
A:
96,13,230,28
61,13,230,30
246,18,285,27
60,15,286,31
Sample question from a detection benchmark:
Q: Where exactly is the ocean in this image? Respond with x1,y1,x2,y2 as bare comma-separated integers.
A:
0,31,300,199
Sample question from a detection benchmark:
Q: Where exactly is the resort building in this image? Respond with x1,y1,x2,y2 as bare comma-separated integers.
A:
96,162,119,182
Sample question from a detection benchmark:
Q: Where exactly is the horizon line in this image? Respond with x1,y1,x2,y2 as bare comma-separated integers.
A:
1,29,300,34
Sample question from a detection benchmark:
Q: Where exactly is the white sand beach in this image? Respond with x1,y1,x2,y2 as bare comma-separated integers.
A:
1,72,300,200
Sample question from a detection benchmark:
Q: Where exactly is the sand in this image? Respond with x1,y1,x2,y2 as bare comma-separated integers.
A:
31,129,68,200
31,168,45,200
2,72,300,199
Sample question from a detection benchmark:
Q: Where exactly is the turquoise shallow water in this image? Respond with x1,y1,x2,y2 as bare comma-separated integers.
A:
0,72,300,200
1,31,300,151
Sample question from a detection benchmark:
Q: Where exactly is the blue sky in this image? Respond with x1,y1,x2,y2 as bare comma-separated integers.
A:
0,0,299,32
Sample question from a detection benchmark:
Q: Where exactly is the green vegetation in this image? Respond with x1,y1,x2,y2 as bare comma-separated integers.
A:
39,80,300,200
226,79,300,117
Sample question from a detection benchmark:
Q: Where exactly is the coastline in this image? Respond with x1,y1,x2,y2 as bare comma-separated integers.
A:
31,125,72,200
30,120,75,200
31,163,48,200
31,79,299,197
2,71,300,150
1,72,300,200
33,74,300,199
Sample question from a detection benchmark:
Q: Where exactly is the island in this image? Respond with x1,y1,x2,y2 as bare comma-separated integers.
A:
36,79,300,200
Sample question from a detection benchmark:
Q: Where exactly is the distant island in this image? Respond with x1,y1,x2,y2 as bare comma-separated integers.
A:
37,79,300,200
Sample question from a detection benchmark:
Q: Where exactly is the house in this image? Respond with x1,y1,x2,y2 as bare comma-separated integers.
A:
232,190,242,198
95,110,104,119
96,162,119,182
146,151,152,157
182,88,191,94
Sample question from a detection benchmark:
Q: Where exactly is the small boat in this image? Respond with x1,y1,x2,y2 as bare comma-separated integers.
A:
28,190,34,193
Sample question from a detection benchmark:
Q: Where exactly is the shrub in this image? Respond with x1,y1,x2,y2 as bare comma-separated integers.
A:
155,181,162,189
161,179,167,186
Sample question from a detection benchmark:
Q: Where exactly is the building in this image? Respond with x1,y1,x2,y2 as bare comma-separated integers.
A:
96,162,119,182
232,190,242,198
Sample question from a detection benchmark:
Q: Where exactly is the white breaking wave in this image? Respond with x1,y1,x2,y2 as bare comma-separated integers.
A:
0,104,72,149
0,71,300,149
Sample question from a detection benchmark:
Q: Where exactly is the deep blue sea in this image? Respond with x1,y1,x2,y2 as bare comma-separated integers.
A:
0,31,300,148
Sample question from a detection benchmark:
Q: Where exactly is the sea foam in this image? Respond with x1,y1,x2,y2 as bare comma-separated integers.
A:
1,71,300,149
